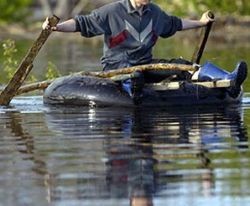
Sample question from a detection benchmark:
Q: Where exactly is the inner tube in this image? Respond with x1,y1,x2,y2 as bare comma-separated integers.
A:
43,74,242,107
43,74,133,107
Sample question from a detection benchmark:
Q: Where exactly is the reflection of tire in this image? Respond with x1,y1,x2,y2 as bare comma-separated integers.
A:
43,75,133,106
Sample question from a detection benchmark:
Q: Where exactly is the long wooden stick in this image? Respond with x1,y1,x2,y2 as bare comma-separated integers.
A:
15,80,54,95
192,11,215,64
0,15,60,106
0,80,53,96
0,63,198,96
80,63,198,78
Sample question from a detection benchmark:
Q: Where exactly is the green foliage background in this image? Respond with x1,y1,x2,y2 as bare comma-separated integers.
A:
0,0,249,25
0,0,32,24
155,0,250,16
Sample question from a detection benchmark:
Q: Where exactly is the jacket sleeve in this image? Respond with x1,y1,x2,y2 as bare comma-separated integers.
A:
159,11,183,38
74,8,109,37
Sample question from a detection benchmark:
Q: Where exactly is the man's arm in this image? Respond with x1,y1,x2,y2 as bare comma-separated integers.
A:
181,11,214,30
42,18,77,32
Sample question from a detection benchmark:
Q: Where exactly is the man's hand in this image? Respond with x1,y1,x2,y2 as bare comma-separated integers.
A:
200,11,215,25
42,17,57,31
182,11,215,30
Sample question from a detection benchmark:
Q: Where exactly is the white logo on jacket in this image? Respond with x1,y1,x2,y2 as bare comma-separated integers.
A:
125,20,153,42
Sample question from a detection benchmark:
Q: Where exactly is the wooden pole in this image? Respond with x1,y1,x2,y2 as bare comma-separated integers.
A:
15,80,54,95
81,63,198,78
0,15,60,106
0,63,198,96
192,11,215,64
0,80,53,96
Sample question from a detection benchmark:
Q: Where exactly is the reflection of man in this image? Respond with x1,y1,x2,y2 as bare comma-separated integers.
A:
105,137,156,203
130,195,153,206
105,108,157,205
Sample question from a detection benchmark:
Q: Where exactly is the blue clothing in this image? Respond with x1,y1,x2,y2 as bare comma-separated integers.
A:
75,0,183,70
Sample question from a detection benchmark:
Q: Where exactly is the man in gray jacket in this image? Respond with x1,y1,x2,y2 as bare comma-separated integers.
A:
44,0,211,70
43,0,247,101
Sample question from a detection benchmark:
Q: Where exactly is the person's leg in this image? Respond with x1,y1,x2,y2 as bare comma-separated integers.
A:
197,61,247,85
194,61,248,97
104,62,145,104
121,71,145,104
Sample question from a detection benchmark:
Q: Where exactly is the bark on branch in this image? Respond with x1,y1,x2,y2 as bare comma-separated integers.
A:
81,63,198,78
0,63,198,96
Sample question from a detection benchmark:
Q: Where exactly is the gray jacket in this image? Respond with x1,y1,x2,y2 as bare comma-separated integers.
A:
75,0,182,70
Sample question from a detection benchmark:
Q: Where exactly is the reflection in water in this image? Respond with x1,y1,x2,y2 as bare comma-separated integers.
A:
5,112,48,175
43,105,248,205
0,111,50,205
0,103,248,205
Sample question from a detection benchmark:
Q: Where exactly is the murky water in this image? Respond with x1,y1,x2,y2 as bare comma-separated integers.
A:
1,95,250,206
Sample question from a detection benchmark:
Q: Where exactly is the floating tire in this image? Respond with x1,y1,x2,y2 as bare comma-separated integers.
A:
43,75,133,107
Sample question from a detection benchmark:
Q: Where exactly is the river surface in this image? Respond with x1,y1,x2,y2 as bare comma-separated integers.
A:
0,31,250,205
1,95,250,206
